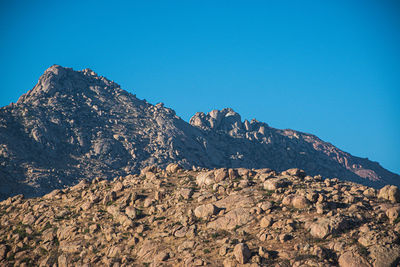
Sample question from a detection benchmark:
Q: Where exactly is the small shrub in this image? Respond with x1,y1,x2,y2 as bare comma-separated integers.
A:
211,230,230,239
136,209,143,217
39,247,48,255
41,222,52,232
263,190,273,197
357,245,369,258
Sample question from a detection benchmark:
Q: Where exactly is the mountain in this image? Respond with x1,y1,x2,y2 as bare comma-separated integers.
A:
0,65,398,199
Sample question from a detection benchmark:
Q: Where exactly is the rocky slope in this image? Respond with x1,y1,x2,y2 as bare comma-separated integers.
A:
0,65,399,199
1,165,400,266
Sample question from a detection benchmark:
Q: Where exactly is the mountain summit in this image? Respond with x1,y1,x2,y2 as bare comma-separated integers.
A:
0,65,398,199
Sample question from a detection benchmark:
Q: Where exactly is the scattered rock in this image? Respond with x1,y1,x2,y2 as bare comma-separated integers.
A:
43,189,62,200
59,240,83,253
282,195,310,209
140,165,158,176
228,169,239,180
233,243,251,264
166,163,182,174
308,216,353,239
385,206,400,223
279,233,292,242
154,251,169,262
58,254,68,267
137,240,157,261
0,244,8,261
125,206,137,219
194,204,218,219
196,171,215,187
338,251,371,267
263,178,290,191
368,244,400,267
219,245,229,256
207,207,252,230
282,168,306,178
292,195,310,209
260,216,273,227
70,179,89,191
179,188,194,200
0,165,398,266
107,246,121,258
363,188,376,198
112,181,124,192
214,168,228,182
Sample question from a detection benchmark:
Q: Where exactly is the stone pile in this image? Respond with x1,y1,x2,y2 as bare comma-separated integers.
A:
1,164,399,266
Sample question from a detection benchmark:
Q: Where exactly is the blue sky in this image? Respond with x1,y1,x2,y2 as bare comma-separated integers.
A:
0,0,399,174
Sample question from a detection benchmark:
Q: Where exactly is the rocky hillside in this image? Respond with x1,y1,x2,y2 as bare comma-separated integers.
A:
1,165,399,266
0,65,399,199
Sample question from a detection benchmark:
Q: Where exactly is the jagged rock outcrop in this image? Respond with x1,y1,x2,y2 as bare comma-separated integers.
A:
0,65,398,199
189,109,398,188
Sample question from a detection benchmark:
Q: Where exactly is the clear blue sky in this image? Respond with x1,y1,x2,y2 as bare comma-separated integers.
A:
1,0,399,174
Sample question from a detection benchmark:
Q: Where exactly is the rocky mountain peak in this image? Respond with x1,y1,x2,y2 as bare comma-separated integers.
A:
0,65,399,200
16,65,121,106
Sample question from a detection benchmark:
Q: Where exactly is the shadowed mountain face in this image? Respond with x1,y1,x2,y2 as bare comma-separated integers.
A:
0,65,398,198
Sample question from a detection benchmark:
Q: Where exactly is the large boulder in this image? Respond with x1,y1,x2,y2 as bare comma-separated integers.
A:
214,168,228,182
233,243,251,264
59,240,83,254
207,207,253,230
57,226,78,241
166,163,182,174
292,195,310,209
137,240,158,262
385,206,400,223
213,194,254,210
378,185,400,203
196,171,215,187
263,178,290,191
228,169,239,180
308,216,354,239
309,220,332,239
194,204,218,219
179,188,194,200
368,244,400,267
282,168,306,178
125,206,137,219
260,216,273,228
338,251,371,267
0,244,8,261
140,165,159,176
282,195,310,209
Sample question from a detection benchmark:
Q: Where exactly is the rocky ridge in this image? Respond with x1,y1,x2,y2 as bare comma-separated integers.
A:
0,65,399,199
1,165,400,266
